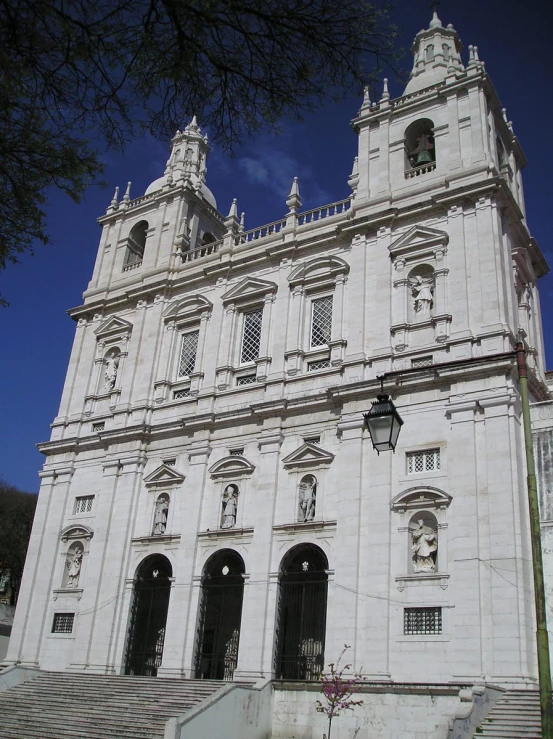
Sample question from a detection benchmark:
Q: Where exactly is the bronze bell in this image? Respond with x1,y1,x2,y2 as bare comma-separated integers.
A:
414,150,434,165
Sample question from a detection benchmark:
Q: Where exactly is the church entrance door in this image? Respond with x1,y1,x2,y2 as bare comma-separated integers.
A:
195,549,245,680
124,554,172,676
275,544,328,680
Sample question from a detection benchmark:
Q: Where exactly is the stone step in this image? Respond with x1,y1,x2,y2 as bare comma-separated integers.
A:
472,689,542,739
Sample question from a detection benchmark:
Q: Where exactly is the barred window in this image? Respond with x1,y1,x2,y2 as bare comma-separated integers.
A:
404,607,442,635
307,359,331,372
92,422,105,432
411,355,433,368
52,613,75,634
173,387,191,399
74,495,94,515
310,297,332,348
178,330,199,377
236,374,257,386
240,309,263,363
229,448,244,456
407,448,440,474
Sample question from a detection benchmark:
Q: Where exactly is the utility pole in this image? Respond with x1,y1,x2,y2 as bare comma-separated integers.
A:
516,334,553,738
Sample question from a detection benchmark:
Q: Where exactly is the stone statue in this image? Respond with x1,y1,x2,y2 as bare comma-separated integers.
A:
66,546,83,588
298,476,316,522
411,275,434,315
221,484,238,529
103,352,120,391
153,495,169,535
412,519,438,573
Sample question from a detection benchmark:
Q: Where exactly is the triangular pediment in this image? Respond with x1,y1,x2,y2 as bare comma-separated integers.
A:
282,442,335,470
163,295,213,323
288,256,349,287
391,486,452,512
389,225,448,260
61,525,94,542
208,455,255,479
94,316,133,340
222,277,277,304
144,464,185,488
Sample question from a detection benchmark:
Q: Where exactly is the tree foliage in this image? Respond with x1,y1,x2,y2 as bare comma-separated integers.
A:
0,0,399,290
0,480,37,605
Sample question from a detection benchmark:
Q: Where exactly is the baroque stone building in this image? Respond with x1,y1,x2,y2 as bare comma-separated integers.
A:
4,10,551,737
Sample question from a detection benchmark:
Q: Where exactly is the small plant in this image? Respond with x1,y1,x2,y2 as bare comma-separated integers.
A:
316,645,364,739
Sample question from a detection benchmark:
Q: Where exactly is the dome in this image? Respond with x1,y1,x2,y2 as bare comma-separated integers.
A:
143,176,216,209
144,176,165,196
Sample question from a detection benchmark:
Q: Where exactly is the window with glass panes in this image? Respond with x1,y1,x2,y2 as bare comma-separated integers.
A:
74,495,94,514
52,613,75,633
240,309,263,363
310,296,332,348
178,330,199,377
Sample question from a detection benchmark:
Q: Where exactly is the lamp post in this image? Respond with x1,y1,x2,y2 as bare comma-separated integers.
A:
516,335,553,739
363,382,404,453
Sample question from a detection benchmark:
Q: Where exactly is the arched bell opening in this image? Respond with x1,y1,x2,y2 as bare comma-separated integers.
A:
123,554,172,676
194,549,245,680
405,118,435,170
274,544,328,680
124,220,148,267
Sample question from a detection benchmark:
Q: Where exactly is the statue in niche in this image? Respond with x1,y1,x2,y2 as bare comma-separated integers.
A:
221,484,239,529
152,495,169,535
412,519,438,573
411,275,434,315
298,475,317,522
66,545,83,588
103,351,120,391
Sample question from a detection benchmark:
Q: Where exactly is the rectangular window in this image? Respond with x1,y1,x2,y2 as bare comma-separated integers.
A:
236,374,257,386
307,359,331,372
52,613,75,634
74,495,94,515
229,448,244,456
92,422,105,432
163,459,176,467
411,355,433,368
178,330,199,377
404,607,442,635
407,448,440,474
173,387,191,399
240,309,263,363
310,297,333,348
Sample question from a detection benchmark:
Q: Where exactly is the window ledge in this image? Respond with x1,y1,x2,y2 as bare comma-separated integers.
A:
396,573,449,591
198,527,254,540
131,534,181,544
273,520,337,534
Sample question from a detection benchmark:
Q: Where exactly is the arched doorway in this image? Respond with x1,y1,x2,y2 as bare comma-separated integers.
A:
195,549,245,680
124,554,172,676
275,544,328,680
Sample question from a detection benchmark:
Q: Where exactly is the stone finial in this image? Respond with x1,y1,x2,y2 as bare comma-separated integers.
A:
227,198,238,219
429,10,443,29
502,108,514,134
286,177,302,212
123,181,131,204
348,156,359,196
110,186,119,210
186,115,200,132
225,198,239,232
239,212,245,233
380,78,390,103
362,86,371,108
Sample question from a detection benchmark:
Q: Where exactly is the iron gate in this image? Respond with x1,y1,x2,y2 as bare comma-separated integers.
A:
275,545,328,680
195,550,245,680
124,555,172,676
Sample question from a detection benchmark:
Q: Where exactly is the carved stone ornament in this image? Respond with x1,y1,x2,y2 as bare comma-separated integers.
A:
391,486,452,513
221,277,277,306
411,518,438,573
60,525,94,542
94,315,133,343
144,463,185,489
282,442,334,471
208,455,255,480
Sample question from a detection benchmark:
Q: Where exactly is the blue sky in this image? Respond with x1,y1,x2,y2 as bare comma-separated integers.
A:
1,0,551,492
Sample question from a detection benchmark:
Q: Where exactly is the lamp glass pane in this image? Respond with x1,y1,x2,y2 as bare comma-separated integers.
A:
367,416,393,446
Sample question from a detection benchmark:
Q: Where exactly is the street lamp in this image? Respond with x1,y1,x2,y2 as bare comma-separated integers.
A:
363,388,404,453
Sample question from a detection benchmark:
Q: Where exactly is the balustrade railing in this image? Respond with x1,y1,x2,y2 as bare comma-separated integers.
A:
405,163,436,179
122,260,142,272
298,198,351,226
180,239,222,262
234,218,287,245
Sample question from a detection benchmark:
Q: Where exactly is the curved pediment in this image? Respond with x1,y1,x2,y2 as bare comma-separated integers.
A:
163,295,213,324
94,316,133,340
221,277,277,305
144,464,185,488
282,442,335,470
61,525,94,542
389,225,449,261
208,455,255,479
288,256,349,288
391,486,452,512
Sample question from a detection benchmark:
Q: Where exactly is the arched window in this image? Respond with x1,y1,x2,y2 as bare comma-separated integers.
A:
496,136,507,168
409,512,438,573
152,494,170,535
124,221,148,268
275,544,328,680
408,264,435,320
202,232,216,245
442,44,451,62
124,554,172,676
425,44,434,62
404,119,435,174
195,550,245,680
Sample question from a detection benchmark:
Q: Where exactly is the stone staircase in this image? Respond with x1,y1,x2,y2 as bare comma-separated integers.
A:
474,689,541,738
0,671,224,738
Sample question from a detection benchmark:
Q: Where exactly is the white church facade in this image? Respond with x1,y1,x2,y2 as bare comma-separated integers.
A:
5,11,551,734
